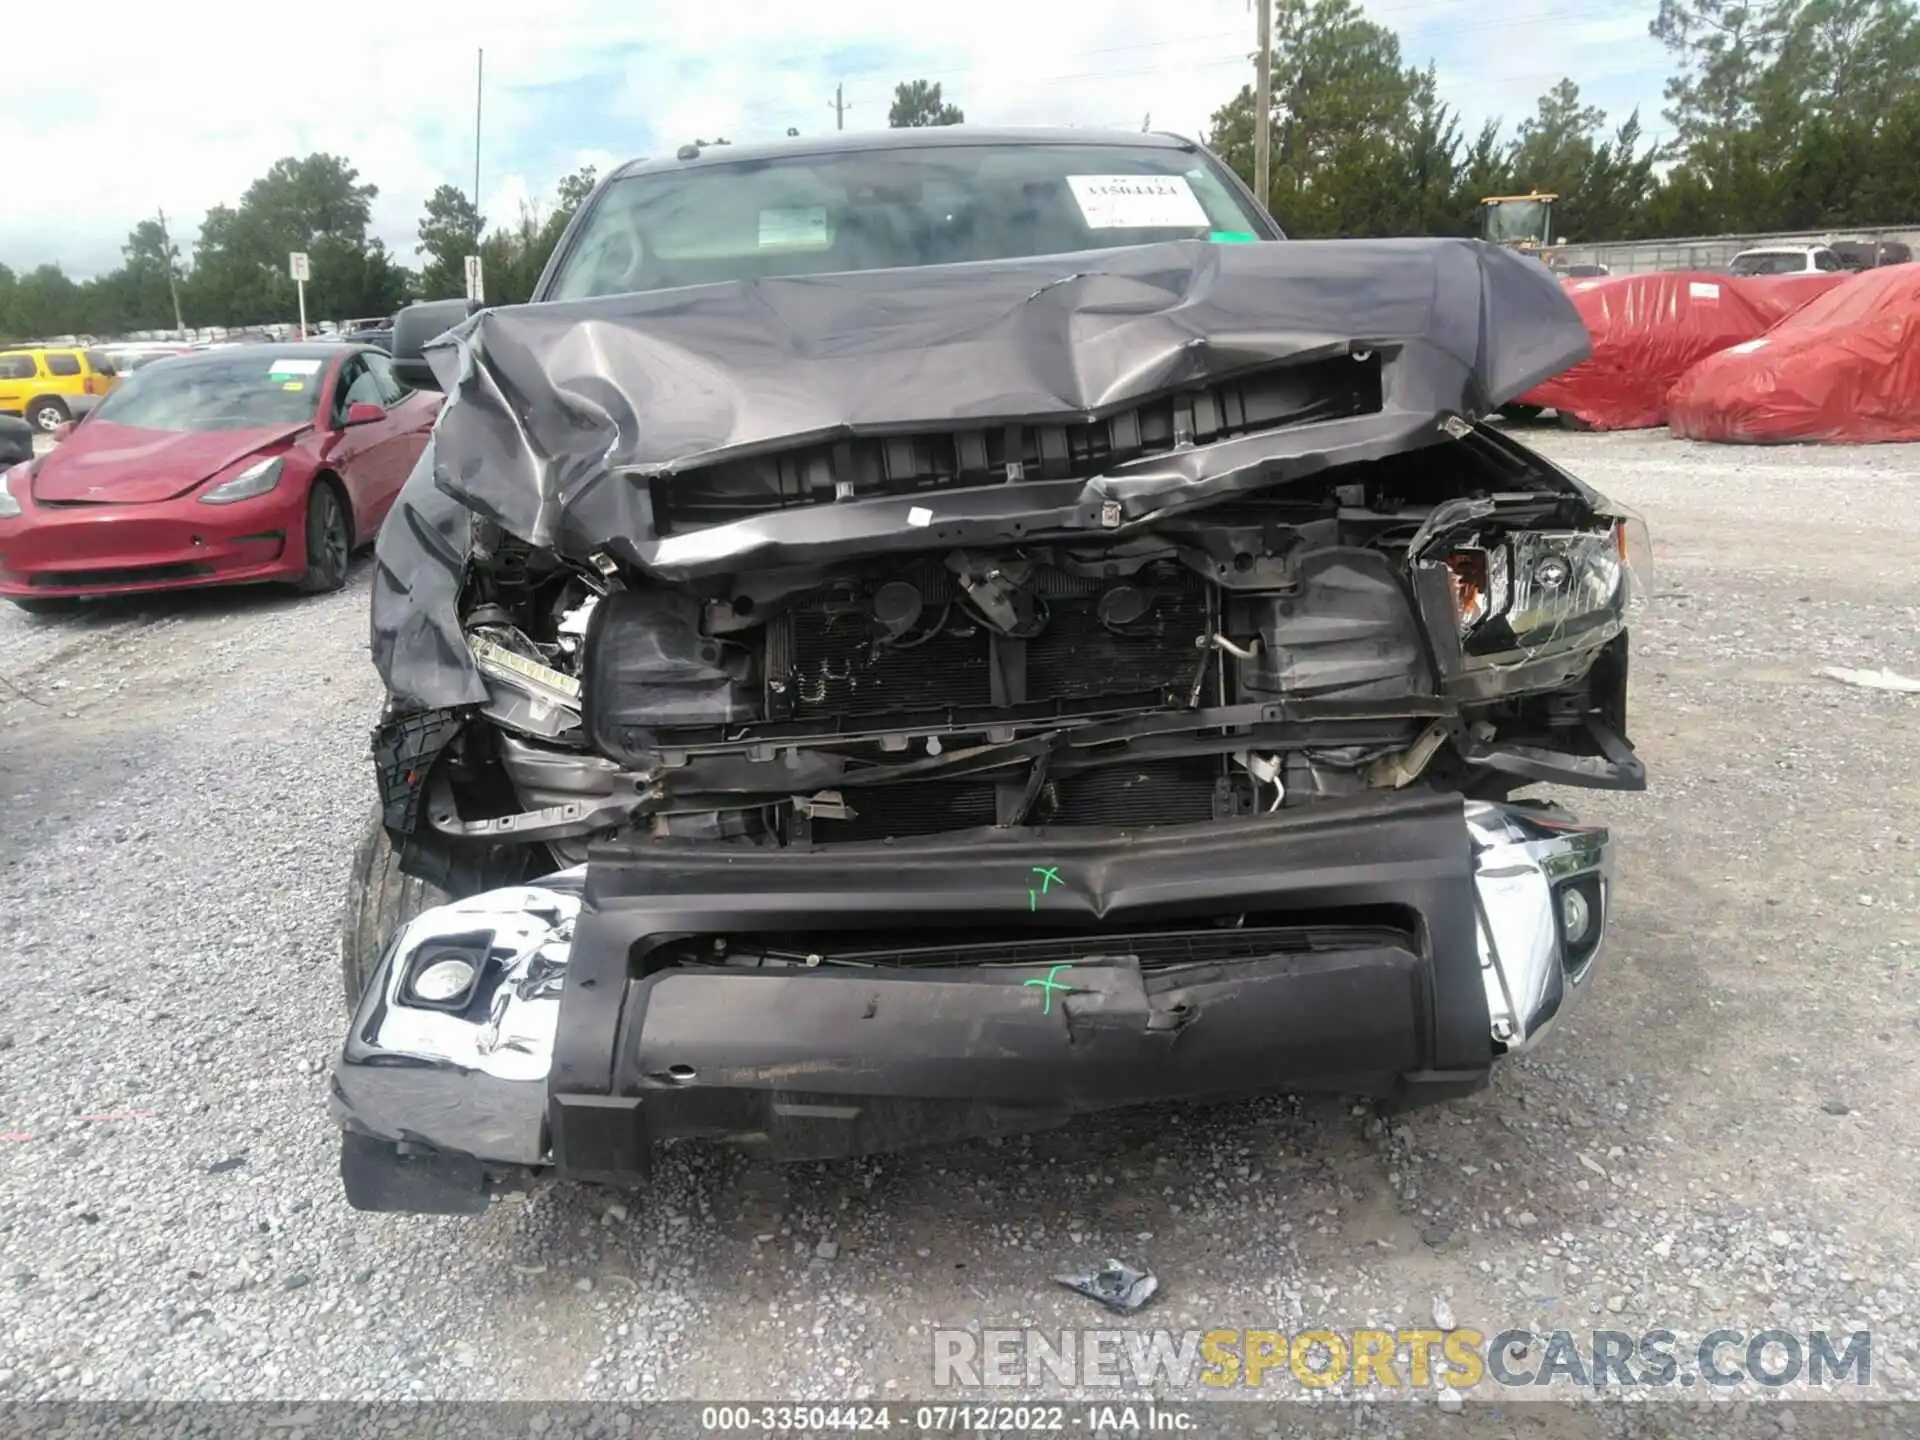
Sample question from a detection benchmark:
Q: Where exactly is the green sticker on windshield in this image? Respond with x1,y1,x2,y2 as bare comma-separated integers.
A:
1209,230,1259,244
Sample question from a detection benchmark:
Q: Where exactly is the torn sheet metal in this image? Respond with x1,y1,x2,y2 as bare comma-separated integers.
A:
370,440,488,709
370,237,1587,707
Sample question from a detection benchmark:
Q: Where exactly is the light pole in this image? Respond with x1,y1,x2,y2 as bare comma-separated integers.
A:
473,49,485,209
1254,0,1272,209
155,208,187,339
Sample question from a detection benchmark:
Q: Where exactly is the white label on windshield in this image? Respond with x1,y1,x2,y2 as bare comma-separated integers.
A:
1729,338,1769,354
758,206,829,250
1067,174,1209,229
1688,281,1721,301
268,358,323,376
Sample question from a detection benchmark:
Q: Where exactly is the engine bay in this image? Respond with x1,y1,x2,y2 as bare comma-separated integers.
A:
411,434,1641,859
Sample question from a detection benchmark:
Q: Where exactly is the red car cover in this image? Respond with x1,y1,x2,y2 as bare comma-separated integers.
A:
1735,271,1853,325
1667,263,1920,443
1517,271,1776,430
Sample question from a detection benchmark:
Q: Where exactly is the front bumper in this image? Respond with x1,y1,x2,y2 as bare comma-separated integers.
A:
0,495,298,598
332,792,1610,1211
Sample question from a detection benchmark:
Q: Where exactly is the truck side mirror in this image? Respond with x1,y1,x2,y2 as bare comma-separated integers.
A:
389,298,479,393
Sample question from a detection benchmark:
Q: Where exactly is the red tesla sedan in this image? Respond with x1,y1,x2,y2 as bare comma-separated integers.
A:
0,343,440,613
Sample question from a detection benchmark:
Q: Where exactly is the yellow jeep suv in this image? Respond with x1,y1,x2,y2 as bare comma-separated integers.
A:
0,347,122,432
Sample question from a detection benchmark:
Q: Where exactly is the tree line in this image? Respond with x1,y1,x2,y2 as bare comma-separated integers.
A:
5,0,1917,341
1205,0,1920,243
0,155,601,343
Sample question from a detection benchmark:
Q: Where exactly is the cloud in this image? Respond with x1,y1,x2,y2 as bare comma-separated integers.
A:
0,0,1669,279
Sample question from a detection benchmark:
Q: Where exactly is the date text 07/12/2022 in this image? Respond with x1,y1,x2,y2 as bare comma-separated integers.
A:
698,1404,1196,1433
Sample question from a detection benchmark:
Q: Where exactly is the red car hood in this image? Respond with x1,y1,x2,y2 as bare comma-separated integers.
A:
30,421,308,505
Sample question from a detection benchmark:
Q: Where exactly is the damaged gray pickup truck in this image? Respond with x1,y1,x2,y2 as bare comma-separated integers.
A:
334,127,1648,1214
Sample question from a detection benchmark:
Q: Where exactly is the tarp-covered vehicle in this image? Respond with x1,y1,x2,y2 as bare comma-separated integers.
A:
1514,270,1777,430
1668,263,1920,443
1736,271,1854,326
335,129,1650,1214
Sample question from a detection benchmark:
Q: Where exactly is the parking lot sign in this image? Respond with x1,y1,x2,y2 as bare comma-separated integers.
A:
464,254,485,304
289,252,311,337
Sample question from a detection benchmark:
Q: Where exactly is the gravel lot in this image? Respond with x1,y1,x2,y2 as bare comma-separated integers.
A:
2,431,1918,1422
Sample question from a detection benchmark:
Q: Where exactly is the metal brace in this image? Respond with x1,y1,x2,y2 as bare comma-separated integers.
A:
792,790,856,821
426,774,652,841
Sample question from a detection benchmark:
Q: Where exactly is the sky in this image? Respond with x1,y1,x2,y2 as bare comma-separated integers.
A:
0,0,1671,281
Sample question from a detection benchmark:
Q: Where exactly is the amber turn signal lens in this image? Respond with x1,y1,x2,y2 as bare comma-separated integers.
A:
1445,549,1491,630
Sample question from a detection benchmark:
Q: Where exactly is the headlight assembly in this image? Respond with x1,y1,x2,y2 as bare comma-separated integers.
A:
0,465,23,519
1601,502,1655,604
1445,518,1650,657
468,629,581,707
466,627,584,742
1506,531,1623,638
200,455,284,505
1442,543,1509,632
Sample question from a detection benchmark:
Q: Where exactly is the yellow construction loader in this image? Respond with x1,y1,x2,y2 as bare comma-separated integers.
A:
1474,192,1558,262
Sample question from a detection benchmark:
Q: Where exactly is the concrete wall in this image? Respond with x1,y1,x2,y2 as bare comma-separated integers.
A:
1554,224,1920,274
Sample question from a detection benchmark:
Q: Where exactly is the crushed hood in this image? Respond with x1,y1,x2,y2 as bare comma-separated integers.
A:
421,237,1586,554
373,236,1588,710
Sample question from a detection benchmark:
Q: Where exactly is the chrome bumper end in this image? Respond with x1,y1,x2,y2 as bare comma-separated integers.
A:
1467,800,1612,1055
332,868,585,1167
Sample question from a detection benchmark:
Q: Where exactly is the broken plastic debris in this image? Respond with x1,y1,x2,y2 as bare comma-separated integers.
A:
1818,666,1920,694
1054,1257,1159,1314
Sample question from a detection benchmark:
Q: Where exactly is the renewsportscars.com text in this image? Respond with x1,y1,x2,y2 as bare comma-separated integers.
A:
933,1327,1873,1392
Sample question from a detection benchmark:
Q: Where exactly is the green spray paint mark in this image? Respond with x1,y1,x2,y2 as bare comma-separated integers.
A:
1022,963,1076,1015
1209,230,1259,244
1028,865,1063,911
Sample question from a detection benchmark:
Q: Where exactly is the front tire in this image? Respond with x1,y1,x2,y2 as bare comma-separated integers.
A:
338,808,546,1009
295,481,351,594
339,808,453,1010
26,397,69,433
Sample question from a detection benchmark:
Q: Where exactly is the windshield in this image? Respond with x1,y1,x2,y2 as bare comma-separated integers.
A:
1730,252,1808,276
548,142,1271,301
1476,200,1553,246
89,353,323,431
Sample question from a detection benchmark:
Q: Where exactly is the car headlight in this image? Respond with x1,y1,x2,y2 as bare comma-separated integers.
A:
0,465,23,519
1445,517,1651,654
199,455,284,505
468,629,582,707
1600,502,1655,604
1507,531,1623,636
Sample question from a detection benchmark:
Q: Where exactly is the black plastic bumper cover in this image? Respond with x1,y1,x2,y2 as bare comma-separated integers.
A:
546,789,1492,1178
